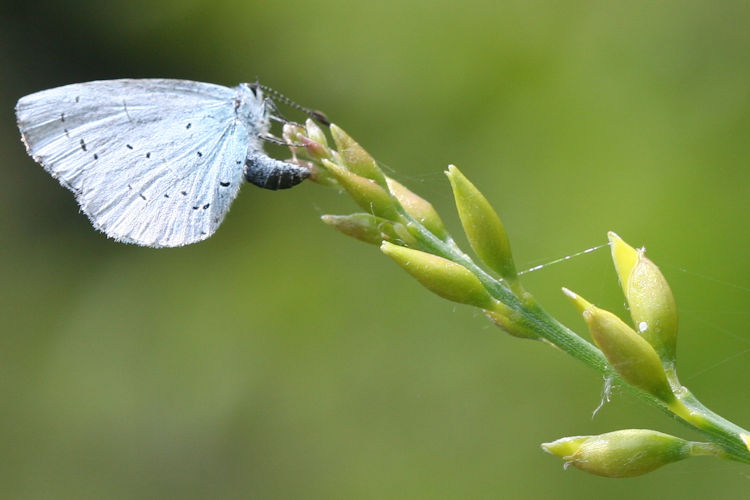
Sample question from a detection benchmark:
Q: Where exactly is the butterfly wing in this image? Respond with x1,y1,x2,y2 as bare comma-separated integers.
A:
16,79,262,247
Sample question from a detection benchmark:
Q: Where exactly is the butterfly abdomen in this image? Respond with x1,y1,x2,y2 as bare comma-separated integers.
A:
244,151,310,190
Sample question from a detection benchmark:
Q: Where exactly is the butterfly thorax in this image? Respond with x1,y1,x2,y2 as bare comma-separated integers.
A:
234,83,271,139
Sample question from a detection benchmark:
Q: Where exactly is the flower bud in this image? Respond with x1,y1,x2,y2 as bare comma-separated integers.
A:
305,161,338,187
381,242,495,308
609,232,678,365
563,288,674,403
322,213,416,247
322,160,399,221
385,178,448,240
297,135,330,160
330,124,386,185
741,434,750,454
542,429,694,478
445,165,516,280
484,305,539,339
304,118,329,148
282,122,306,145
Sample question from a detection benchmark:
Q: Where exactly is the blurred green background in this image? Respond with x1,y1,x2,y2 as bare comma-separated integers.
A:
2,1,749,498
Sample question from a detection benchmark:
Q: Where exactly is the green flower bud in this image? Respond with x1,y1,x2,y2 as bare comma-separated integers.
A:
609,232,678,365
742,434,750,454
304,118,329,148
385,178,448,240
321,213,416,247
563,288,674,403
381,242,495,308
484,303,539,339
740,434,750,451
322,160,400,221
542,429,695,478
297,135,330,160
330,124,386,186
306,161,338,187
445,165,516,281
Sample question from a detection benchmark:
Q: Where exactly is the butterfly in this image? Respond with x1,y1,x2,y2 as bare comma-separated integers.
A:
16,79,318,248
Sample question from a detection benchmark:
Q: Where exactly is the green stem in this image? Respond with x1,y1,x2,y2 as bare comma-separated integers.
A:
305,131,750,466
400,210,750,465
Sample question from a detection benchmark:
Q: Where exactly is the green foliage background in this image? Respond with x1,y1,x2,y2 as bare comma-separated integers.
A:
1,1,749,497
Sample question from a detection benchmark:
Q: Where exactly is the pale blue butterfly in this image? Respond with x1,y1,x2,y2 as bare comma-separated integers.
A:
16,79,318,247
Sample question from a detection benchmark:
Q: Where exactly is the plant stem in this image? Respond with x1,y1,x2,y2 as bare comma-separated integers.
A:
299,122,750,468
400,208,750,464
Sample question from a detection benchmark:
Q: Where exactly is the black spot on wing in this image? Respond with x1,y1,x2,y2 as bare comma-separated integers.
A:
79,138,87,152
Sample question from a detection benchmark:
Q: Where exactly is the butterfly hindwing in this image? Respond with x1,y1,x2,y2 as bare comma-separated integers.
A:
16,79,261,247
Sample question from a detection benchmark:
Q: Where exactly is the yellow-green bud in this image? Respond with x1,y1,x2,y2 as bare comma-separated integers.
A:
297,135,330,160
391,222,420,247
485,304,539,339
304,118,329,148
563,288,674,403
445,165,516,280
542,429,694,478
322,214,416,247
381,242,495,308
385,178,448,240
741,434,750,454
609,232,678,365
329,124,386,186
306,161,338,187
322,160,399,221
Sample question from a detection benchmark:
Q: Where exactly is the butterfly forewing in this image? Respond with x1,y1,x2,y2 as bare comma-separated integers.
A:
16,79,259,247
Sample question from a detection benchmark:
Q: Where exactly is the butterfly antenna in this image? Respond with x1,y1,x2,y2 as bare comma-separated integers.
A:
258,84,330,126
